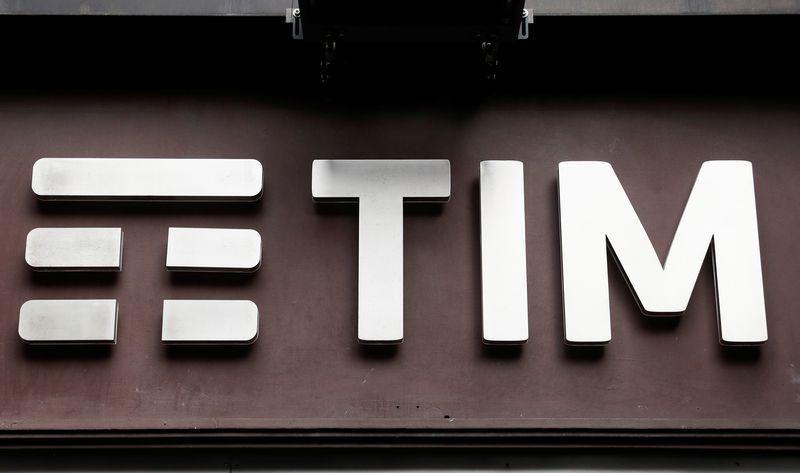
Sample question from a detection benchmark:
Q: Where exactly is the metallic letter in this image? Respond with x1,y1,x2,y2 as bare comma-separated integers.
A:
19,299,118,344
166,227,261,272
312,159,451,344
25,227,123,271
32,158,263,201
161,300,259,345
480,161,529,344
558,161,767,346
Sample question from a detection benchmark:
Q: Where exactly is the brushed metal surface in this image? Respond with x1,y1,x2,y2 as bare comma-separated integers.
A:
18,299,118,344
25,227,123,272
312,159,450,344
2,0,799,16
166,227,261,272
480,161,528,345
558,161,767,346
0,0,291,16
161,300,259,345
31,158,263,201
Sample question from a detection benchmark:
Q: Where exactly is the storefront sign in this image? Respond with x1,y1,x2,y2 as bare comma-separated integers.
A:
20,158,767,347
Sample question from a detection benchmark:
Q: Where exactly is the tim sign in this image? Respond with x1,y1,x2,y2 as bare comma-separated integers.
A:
21,158,767,348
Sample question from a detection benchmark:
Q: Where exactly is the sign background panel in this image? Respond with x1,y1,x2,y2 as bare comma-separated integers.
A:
0,93,799,436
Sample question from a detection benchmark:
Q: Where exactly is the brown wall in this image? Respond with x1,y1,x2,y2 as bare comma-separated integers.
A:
1,92,799,434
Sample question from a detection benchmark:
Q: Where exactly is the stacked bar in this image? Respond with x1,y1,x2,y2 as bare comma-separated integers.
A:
21,227,123,344
32,158,263,201
19,299,118,344
166,227,261,272
22,157,265,346
164,227,262,344
26,227,123,271
161,300,258,345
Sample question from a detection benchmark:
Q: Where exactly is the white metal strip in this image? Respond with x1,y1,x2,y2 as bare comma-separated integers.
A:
25,227,123,271
166,227,261,272
18,299,118,344
161,300,259,345
31,158,263,201
480,161,529,344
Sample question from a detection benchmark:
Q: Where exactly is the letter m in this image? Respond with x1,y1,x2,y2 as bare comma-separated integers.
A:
558,161,767,346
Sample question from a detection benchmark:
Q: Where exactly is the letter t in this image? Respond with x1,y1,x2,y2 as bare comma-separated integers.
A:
312,160,451,344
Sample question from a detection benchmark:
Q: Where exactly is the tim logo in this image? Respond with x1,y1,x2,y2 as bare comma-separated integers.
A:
18,158,767,349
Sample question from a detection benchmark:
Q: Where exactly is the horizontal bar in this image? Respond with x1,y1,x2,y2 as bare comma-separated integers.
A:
25,227,123,272
2,0,799,16
18,299,118,344
32,158,263,201
161,300,259,345
166,227,261,272
312,159,451,202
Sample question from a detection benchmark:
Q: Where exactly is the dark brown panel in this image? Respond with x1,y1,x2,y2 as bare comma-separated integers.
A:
0,92,799,443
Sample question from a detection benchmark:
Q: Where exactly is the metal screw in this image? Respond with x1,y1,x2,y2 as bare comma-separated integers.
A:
522,9,528,18
292,8,300,18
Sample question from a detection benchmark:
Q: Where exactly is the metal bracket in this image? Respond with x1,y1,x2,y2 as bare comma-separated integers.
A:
286,7,303,40
482,40,499,80
518,8,533,40
289,7,530,42
320,36,337,84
